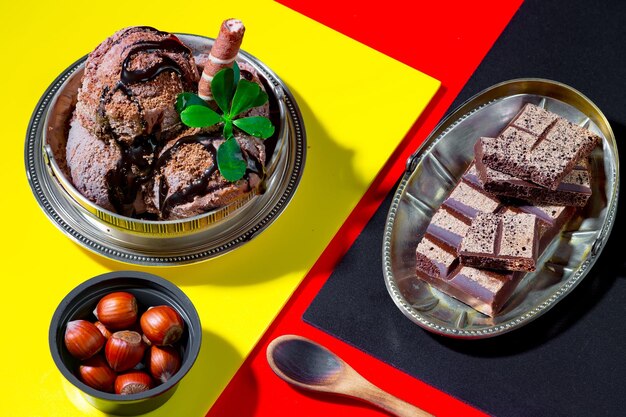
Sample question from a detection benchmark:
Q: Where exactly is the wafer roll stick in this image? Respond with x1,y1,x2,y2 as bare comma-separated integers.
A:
198,19,245,101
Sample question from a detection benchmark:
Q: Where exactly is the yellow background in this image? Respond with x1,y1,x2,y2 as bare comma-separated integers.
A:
0,0,439,415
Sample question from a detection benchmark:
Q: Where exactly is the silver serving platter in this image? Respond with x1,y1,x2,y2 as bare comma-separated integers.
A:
25,34,306,266
383,79,618,338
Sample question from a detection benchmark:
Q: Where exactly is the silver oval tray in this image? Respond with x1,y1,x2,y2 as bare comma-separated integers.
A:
383,79,618,338
24,34,306,266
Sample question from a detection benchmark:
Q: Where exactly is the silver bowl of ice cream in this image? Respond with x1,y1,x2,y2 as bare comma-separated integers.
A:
25,24,306,265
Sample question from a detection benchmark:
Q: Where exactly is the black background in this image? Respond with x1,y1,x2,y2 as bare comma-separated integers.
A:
303,1,626,416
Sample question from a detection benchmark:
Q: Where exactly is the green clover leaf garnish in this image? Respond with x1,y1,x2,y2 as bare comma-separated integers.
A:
223,120,234,141
180,105,222,128
230,79,263,116
175,62,274,182
211,67,235,114
233,117,275,139
233,62,240,90
175,92,209,113
217,136,247,181
251,89,269,108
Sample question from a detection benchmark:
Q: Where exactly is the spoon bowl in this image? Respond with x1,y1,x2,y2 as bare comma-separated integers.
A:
268,336,343,388
267,335,433,417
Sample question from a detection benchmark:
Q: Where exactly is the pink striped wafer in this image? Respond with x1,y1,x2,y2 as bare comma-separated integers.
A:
198,19,245,101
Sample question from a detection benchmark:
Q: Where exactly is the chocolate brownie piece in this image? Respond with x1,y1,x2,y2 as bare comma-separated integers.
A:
476,157,592,206
459,213,540,272
475,103,600,190
416,237,521,317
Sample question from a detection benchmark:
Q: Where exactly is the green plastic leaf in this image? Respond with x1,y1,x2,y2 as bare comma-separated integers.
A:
180,105,222,128
175,92,209,113
233,117,275,139
211,67,234,114
230,79,263,117
223,120,234,140
217,136,247,181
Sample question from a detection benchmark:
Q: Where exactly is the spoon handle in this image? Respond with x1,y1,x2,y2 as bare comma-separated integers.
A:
354,379,434,417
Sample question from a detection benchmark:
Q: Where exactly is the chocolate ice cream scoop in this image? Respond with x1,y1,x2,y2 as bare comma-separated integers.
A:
74,26,199,145
66,119,121,212
144,129,266,219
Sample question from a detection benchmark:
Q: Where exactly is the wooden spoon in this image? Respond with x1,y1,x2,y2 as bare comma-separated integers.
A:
266,334,433,417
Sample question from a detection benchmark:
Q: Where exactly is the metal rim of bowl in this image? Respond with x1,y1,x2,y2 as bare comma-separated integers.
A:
24,34,306,265
382,78,619,339
48,271,202,404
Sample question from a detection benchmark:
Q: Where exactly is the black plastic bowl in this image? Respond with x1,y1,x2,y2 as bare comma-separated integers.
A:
49,271,201,415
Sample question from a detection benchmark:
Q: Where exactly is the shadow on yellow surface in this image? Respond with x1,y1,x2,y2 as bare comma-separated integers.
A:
156,328,247,416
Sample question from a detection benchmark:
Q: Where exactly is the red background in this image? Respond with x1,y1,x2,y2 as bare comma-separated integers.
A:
208,1,523,415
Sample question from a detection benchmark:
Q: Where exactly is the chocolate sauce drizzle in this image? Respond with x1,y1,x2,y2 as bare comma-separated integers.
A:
155,133,263,217
120,37,193,87
105,134,159,213
240,70,254,81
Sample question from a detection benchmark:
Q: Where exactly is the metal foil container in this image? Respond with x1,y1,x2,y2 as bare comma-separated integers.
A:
25,34,306,265
383,79,618,338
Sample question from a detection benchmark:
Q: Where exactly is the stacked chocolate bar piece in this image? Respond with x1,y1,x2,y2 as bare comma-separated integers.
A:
415,103,599,316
